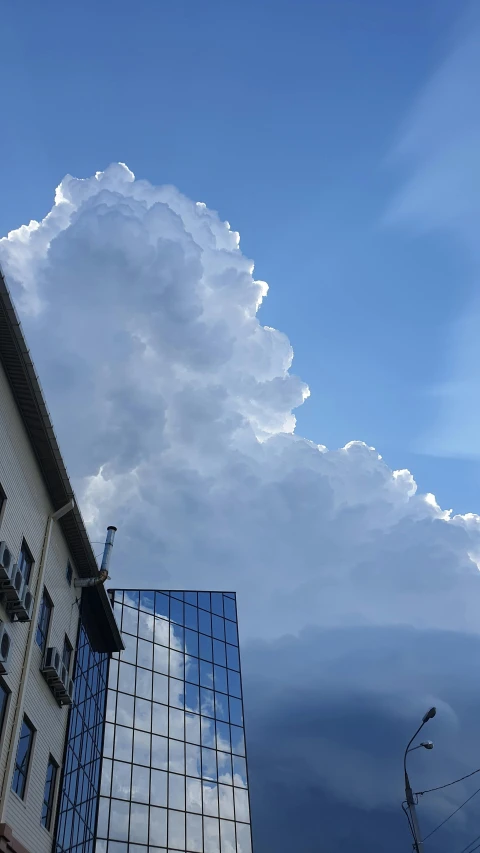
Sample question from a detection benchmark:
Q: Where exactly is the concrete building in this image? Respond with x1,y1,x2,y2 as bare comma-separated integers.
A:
0,270,123,853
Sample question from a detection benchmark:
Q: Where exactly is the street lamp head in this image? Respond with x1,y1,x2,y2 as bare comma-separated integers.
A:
420,741,434,750
422,707,437,723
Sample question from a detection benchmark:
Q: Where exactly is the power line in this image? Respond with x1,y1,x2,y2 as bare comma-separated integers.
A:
422,784,480,841
416,768,480,796
402,801,416,851
456,834,480,853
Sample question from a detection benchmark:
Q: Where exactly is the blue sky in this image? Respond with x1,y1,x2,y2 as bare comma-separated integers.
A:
2,0,476,512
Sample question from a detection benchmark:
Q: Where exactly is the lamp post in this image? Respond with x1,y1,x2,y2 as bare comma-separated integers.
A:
403,707,437,853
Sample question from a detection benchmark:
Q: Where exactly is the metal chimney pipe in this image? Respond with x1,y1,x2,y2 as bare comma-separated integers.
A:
74,525,117,587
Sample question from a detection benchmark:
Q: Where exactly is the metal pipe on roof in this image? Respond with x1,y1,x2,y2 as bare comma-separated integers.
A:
74,526,117,587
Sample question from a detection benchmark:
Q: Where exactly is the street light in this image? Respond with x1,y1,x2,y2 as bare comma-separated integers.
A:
403,708,437,853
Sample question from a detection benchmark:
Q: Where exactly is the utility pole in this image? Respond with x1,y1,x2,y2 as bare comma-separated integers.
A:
403,707,437,853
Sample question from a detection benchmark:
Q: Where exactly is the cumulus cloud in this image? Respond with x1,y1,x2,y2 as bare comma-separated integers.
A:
2,162,480,850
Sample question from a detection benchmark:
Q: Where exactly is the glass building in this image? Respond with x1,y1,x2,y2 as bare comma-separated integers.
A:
95,589,253,853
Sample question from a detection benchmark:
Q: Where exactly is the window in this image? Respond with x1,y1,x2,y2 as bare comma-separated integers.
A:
62,636,73,674
66,561,73,586
36,589,53,655
41,755,58,830
0,483,6,525
12,717,35,799
18,539,33,584
0,679,9,738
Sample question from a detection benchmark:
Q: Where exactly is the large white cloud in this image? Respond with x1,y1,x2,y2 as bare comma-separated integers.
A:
1,162,480,643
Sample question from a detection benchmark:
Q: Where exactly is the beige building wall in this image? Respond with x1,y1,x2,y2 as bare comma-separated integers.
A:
0,360,81,853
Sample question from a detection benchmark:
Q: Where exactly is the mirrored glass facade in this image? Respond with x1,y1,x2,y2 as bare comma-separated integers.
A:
55,622,109,852
96,590,253,853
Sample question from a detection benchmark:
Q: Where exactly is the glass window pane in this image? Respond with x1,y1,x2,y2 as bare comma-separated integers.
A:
124,590,139,608
171,590,184,601
226,645,239,672
185,656,200,685
216,722,231,753
185,683,200,714
132,765,150,803
170,649,185,681
135,698,152,732
101,758,112,796
201,716,215,748
136,667,153,701
155,617,170,647
118,662,135,694
103,723,114,758
170,622,184,652
120,632,136,665
153,673,169,705
187,812,203,852
137,639,153,670
219,785,234,820
217,753,232,785
111,760,131,799
133,730,151,766
198,592,211,612
169,809,185,850
170,598,184,626
169,678,185,709
236,823,252,853
234,788,249,823
201,688,215,718
229,698,243,727
114,727,133,762
186,777,202,813
155,593,170,620
185,629,199,657
202,747,217,781
149,805,167,847
225,621,238,646
213,641,226,667
203,781,219,817
185,592,198,606
138,610,154,642
154,644,169,675
212,616,225,641
220,817,236,852
185,604,198,631
169,707,185,740
150,768,167,807
140,590,155,612
169,739,185,773
186,743,202,777
109,799,129,841
211,593,223,617
227,670,241,699
168,772,185,810
232,756,247,788
186,715,201,747
215,693,229,723
198,609,212,636
122,605,138,635
106,689,117,723
130,802,149,844
152,703,168,736
108,658,119,689
214,666,228,695
223,597,236,623
230,727,245,757
204,816,220,853
200,661,214,689
151,735,168,770
97,797,110,837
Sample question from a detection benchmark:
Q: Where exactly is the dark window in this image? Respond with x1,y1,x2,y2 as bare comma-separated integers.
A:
18,540,33,584
62,636,73,674
41,755,58,830
12,717,35,799
36,589,52,654
0,483,6,522
66,562,72,586
0,679,9,738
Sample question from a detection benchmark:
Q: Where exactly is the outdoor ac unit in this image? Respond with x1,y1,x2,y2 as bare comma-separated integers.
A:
1,565,24,605
54,669,74,706
0,620,12,674
0,542,13,579
9,583,34,622
41,647,63,687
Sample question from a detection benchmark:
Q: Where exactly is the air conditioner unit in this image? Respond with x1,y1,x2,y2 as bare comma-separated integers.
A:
41,647,63,687
9,583,34,622
0,555,17,591
0,620,12,674
1,565,24,605
0,542,13,579
56,676,75,707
